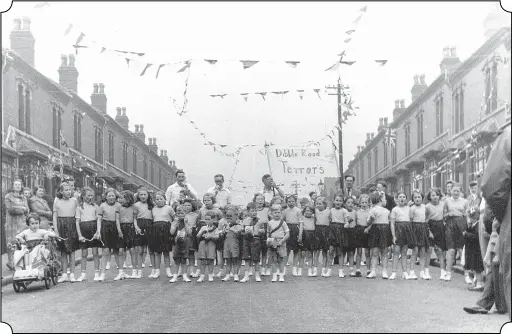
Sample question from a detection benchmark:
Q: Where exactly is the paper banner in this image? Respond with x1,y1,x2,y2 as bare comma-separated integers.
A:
75,32,85,45
140,63,153,76
205,59,218,65
285,61,300,68
64,24,74,36
313,89,322,99
241,60,259,70
241,93,249,102
256,92,267,101
177,60,191,73
155,64,166,79
375,60,388,66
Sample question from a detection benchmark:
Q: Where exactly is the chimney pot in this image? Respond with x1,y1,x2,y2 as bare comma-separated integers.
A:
371,133,375,139
394,100,399,108
93,83,98,94
60,54,68,67
366,133,371,140
153,138,156,145
443,47,450,58
140,125,144,133
419,74,426,85
135,125,139,133
116,107,121,116
379,118,383,126
68,54,76,67
449,47,457,58
400,100,405,108
13,18,21,31
99,83,105,94
121,107,126,116
21,17,31,31
384,117,388,125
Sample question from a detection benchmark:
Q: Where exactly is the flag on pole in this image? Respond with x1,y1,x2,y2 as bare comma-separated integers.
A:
60,131,69,148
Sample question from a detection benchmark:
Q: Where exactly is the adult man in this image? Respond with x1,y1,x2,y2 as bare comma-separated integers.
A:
165,169,198,206
376,180,395,212
261,174,285,204
206,174,232,209
308,191,318,204
344,175,361,200
481,125,511,319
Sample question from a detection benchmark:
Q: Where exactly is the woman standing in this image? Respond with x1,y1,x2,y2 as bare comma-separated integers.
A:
4,179,29,270
28,186,53,230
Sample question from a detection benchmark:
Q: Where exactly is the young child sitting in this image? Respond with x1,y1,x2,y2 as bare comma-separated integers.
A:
14,213,57,277
267,204,290,282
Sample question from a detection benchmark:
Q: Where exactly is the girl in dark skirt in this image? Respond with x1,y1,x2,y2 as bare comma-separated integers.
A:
426,188,447,280
343,197,357,277
314,197,332,278
328,194,346,278
463,218,484,290
133,187,154,276
300,205,317,277
98,188,124,282
196,211,220,282
149,191,175,279
409,190,431,280
354,194,371,277
75,187,102,282
365,192,392,279
119,190,138,279
53,182,79,283
443,184,468,281
389,192,414,280
283,195,303,277
169,205,192,283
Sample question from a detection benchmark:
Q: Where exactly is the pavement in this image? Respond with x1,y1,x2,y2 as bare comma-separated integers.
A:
1,257,508,333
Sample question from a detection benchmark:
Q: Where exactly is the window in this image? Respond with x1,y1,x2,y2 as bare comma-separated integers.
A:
108,131,115,164
367,154,372,178
435,95,444,136
2,162,14,197
73,111,82,151
132,147,138,174
491,62,498,112
52,104,62,149
18,83,25,132
383,141,388,167
150,160,154,184
404,123,411,156
374,147,378,175
485,67,491,115
360,161,364,182
392,141,397,165
417,110,424,148
122,142,128,172
459,89,464,132
24,88,31,135
94,126,103,163
453,87,464,133
143,155,148,180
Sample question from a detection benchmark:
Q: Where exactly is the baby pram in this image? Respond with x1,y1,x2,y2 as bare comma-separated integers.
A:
11,236,62,292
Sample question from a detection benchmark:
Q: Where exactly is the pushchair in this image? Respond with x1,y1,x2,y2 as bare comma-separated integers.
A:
11,236,62,292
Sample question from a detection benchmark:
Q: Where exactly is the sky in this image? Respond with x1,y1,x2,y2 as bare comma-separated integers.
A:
1,1,500,204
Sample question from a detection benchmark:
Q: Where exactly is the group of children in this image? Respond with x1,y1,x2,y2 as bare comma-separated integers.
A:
19,179,481,286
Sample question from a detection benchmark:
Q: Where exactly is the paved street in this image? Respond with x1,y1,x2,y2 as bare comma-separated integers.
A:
1,263,508,333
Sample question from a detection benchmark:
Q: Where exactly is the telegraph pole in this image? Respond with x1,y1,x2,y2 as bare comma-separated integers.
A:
326,77,344,195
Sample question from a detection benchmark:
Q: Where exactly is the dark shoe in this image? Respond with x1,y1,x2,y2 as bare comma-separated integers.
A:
355,271,362,277
333,256,339,265
5,263,14,271
463,306,488,314
468,285,485,292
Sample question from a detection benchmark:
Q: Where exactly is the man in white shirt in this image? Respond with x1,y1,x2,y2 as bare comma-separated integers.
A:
261,174,285,204
165,169,198,206
206,174,232,209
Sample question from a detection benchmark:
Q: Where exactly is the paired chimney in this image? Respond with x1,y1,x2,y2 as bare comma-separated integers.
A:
134,124,146,143
411,74,428,102
148,138,158,153
10,17,35,67
393,99,407,121
115,106,129,130
378,118,386,133
439,46,461,75
159,150,169,164
90,83,107,114
58,54,79,93
365,133,372,146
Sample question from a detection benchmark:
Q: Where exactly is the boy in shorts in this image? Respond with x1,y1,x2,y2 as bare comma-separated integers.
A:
267,204,290,282
240,202,264,282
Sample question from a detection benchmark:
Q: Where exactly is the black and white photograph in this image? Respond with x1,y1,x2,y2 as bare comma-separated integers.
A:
0,1,511,333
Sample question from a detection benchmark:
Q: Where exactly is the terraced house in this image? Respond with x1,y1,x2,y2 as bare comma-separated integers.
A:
2,17,178,203
344,10,511,195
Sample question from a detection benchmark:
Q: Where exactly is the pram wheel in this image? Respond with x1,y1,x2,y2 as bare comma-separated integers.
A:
20,282,27,290
50,267,57,285
44,269,50,289
12,281,20,293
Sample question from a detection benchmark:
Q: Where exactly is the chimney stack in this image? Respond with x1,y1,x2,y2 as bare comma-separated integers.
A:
439,46,461,75
115,106,129,130
411,74,428,102
159,150,169,164
10,17,35,67
365,133,372,146
58,54,79,93
91,83,107,114
148,138,158,153
134,124,145,143
393,99,407,121
371,133,375,140
384,117,389,126
378,118,385,132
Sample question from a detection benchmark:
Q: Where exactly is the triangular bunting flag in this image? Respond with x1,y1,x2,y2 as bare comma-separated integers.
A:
325,63,340,72
177,60,191,73
271,91,289,95
205,59,218,65
241,93,249,102
375,60,388,66
285,61,300,68
297,90,304,100
100,47,106,54
64,24,74,36
313,89,322,99
114,49,128,54
125,58,131,67
359,5,367,12
155,64,166,79
240,60,259,70
129,51,145,56
353,14,362,24
345,29,356,35
140,63,153,76
344,38,352,43
34,2,49,8
75,32,85,45
256,92,267,101
340,60,356,66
